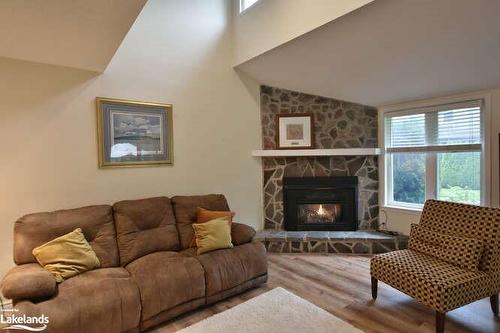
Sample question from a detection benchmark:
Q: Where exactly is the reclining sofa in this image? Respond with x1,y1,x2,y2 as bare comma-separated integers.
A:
1,194,268,333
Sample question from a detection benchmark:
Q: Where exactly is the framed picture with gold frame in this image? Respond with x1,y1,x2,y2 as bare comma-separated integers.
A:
96,97,173,168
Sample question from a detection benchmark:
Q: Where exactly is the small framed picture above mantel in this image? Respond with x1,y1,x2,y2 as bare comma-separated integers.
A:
276,113,314,149
96,97,173,168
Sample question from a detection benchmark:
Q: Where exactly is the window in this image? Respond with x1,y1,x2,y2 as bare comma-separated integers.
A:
240,0,260,12
384,100,485,208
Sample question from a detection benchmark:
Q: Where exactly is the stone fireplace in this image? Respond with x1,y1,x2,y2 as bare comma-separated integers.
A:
260,85,379,230
283,176,358,231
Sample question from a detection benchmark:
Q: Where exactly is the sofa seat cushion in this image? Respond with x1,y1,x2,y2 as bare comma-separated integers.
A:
13,268,140,333
179,247,197,257
125,251,205,321
182,242,267,297
371,250,496,312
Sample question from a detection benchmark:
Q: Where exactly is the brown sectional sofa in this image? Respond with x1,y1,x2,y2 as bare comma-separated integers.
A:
1,194,268,333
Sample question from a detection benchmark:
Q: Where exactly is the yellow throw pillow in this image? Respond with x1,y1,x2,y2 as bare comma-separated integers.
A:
192,217,233,255
32,228,100,283
190,208,235,247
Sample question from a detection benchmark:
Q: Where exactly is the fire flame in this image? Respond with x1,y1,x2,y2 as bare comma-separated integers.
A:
317,204,326,216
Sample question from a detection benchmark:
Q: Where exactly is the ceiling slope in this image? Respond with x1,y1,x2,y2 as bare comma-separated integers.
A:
236,0,500,106
233,0,373,66
0,0,147,72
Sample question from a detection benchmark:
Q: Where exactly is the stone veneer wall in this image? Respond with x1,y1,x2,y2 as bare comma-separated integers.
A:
260,85,379,230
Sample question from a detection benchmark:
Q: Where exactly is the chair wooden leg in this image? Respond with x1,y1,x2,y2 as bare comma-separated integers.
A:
491,293,499,315
371,277,378,300
436,311,445,333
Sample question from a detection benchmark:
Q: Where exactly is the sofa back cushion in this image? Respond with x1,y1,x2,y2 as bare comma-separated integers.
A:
113,197,179,265
408,223,483,271
171,194,230,249
14,205,119,268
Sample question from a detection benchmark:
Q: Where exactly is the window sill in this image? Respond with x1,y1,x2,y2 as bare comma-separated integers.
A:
381,205,423,215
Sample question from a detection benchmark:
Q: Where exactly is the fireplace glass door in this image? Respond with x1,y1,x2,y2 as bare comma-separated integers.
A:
297,203,343,224
283,176,358,231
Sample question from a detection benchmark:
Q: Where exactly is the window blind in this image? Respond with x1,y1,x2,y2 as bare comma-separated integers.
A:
385,100,482,153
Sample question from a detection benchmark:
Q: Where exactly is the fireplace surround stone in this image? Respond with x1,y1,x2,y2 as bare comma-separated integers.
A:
260,86,379,230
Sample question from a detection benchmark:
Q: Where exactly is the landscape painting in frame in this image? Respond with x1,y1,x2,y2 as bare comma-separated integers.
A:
96,98,173,168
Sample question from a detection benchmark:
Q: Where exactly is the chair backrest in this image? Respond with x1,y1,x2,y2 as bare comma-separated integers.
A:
419,200,500,277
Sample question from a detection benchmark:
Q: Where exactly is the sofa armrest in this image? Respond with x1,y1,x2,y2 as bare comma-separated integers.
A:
1,263,57,301
231,223,256,246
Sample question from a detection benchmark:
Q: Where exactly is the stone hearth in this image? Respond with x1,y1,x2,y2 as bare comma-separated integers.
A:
254,230,408,254
260,86,379,231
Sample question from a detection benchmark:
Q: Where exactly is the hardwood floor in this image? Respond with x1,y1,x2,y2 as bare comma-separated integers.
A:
155,254,500,333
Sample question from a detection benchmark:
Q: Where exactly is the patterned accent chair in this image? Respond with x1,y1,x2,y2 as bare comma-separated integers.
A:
371,200,500,333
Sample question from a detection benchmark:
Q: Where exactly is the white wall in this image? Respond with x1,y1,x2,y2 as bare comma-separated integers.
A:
233,0,373,65
0,0,262,280
379,88,500,234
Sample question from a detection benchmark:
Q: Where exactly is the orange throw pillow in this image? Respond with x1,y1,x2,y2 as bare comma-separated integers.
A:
190,207,235,247
197,207,235,224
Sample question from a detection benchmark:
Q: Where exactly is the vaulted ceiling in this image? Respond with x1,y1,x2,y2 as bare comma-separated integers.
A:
236,0,500,106
0,0,147,72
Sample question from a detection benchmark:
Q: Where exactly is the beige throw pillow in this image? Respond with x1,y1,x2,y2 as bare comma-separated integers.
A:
192,217,233,255
32,228,100,283
190,207,235,247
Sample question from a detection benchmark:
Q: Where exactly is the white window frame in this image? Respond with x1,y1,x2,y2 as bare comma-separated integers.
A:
379,92,491,212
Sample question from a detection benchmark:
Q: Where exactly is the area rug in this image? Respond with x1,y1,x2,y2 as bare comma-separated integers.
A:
177,287,364,333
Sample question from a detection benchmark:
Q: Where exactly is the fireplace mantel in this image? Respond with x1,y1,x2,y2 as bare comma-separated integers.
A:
252,148,381,157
